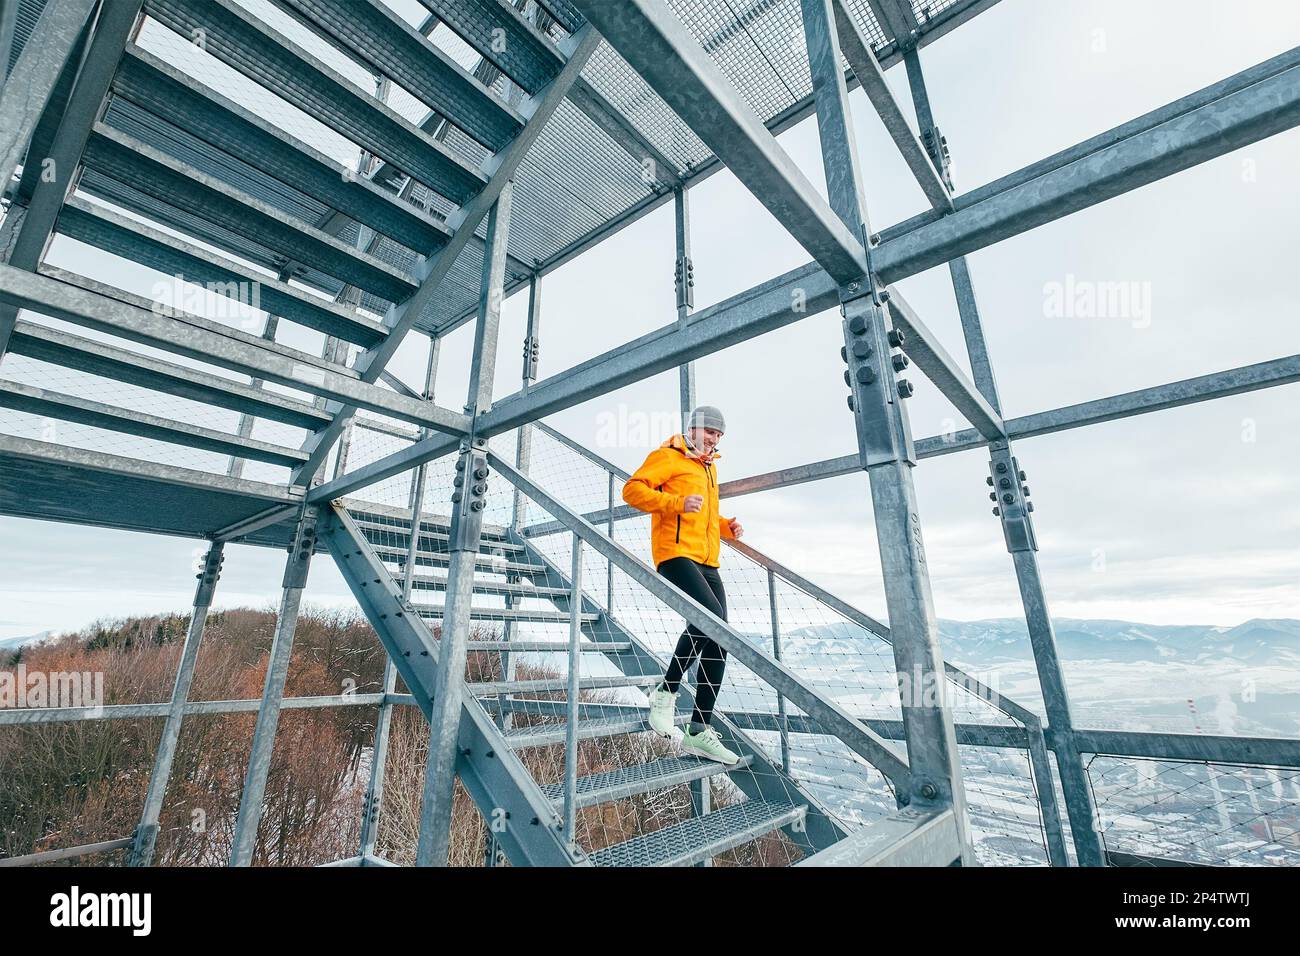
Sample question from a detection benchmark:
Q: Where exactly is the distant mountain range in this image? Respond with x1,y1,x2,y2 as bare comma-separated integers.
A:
0,631,54,653
781,618,1300,668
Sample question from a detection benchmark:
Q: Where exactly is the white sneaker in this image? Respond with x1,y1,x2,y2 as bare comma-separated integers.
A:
680,725,740,766
647,686,677,737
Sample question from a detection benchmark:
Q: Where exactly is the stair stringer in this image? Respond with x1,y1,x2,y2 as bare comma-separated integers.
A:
508,528,853,856
319,503,589,867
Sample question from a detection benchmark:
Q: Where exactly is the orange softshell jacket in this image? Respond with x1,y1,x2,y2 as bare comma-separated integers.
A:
622,434,736,568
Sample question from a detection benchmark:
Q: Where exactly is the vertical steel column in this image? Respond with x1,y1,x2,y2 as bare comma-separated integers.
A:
606,472,616,613
229,505,320,866
902,44,1105,866
358,335,440,863
1023,719,1070,866
802,0,975,863
673,186,696,428
502,274,542,724
767,568,792,773
562,536,583,848
128,542,225,867
416,182,514,867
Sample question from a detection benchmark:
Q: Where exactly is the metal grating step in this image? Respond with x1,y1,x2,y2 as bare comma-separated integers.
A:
535,0,585,33
419,0,565,94
278,0,525,152
357,519,525,553
540,755,751,810
371,545,543,575
469,675,658,696
505,712,689,750
113,46,452,254
466,640,632,652
81,125,419,302
57,198,387,347
144,0,488,203
408,574,569,598
414,605,599,624
590,801,807,868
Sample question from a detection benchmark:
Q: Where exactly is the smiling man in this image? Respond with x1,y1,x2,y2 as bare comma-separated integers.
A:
621,405,744,765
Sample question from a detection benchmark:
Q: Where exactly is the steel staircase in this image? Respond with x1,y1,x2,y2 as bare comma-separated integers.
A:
323,497,825,866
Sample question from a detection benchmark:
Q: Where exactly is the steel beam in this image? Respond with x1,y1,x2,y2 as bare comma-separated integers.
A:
0,263,470,435
719,354,1300,499
674,186,696,425
802,0,973,862
899,45,1103,865
416,184,514,867
129,542,225,866
0,0,142,358
570,0,870,285
834,0,950,209
6,320,331,431
0,0,96,208
230,506,320,866
0,378,307,468
1069,729,1300,767
872,55,1300,281
885,287,1004,439
568,77,681,187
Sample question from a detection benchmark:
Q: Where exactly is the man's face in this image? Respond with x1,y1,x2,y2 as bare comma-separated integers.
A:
689,427,723,454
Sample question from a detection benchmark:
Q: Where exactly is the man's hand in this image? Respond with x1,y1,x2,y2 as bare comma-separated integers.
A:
728,518,744,538
682,495,704,513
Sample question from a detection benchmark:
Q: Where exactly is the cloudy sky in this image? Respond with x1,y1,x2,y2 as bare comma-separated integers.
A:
1,0,1297,641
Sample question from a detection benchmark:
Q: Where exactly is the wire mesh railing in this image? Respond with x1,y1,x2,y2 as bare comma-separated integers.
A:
510,422,1054,863
1087,754,1300,866
323,418,1063,864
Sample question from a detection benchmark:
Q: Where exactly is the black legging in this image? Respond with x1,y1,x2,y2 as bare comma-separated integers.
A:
656,556,728,727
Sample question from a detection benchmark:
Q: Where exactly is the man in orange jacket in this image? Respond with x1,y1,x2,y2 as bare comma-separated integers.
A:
622,405,743,765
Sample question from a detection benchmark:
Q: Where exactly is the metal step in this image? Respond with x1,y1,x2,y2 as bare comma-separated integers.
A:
144,0,489,203
347,507,513,545
408,575,569,599
590,801,807,867
357,519,525,553
82,125,418,302
113,45,453,254
419,0,565,94
276,0,525,152
535,0,585,33
466,640,632,653
414,605,599,624
505,712,689,750
540,755,752,811
57,198,387,347
469,675,658,696
371,545,543,575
